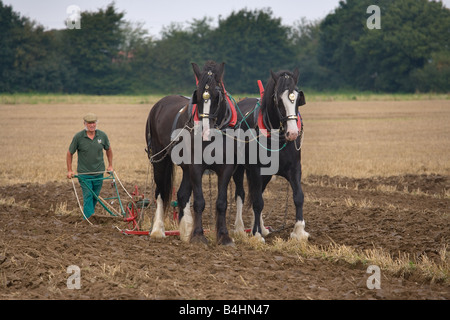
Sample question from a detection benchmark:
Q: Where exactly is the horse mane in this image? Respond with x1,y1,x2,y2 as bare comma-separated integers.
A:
197,60,224,92
260,75,276,114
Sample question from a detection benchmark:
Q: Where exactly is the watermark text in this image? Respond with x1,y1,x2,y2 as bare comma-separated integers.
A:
367,5,381,29
67,265,81,289
66,5,81,29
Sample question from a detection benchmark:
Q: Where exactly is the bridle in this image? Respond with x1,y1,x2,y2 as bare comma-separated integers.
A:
197,76,232,130
198,85,225,122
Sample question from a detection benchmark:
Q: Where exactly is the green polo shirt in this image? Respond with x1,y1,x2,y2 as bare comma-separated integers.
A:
69,129,110,174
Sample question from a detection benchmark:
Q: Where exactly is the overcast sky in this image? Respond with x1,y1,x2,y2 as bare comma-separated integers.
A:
3,0,348,37
5,0,450,38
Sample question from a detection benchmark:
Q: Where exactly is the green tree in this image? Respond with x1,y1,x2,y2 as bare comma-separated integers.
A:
0,1,22,91
0,1,73,92
411,50,450,92
61,3,128,94
129,18,214,94
318,0,377,90
213,8,295,93
319,0,450,92
353,0,450,92
290,18,330,90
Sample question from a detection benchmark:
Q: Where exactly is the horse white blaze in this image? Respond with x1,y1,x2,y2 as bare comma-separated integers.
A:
179,199,193,242
150,195,165,238
234,196,245,235
202,99,211,141
290,220,309,241
281,90,299,141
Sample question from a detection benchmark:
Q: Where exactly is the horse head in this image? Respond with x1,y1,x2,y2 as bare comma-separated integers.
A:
192,61,226,141
264,69,306,141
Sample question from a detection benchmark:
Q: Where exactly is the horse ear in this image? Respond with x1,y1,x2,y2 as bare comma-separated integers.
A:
293,68,300,82
191,63,201,84
216,62,225,82
270,70,278,81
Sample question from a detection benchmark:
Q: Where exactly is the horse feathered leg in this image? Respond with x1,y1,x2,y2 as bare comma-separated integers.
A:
190,165,208,244
178,168,193,242
150,193,165,238
259,175,272,237
287,164,309,241
150,158,173,239
232,165,246,235
247,166,265,242
216,166,234,246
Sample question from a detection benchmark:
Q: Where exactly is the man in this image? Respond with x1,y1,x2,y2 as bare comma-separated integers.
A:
67,113,113,219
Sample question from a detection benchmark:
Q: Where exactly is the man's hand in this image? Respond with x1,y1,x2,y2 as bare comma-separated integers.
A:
67,170,74,179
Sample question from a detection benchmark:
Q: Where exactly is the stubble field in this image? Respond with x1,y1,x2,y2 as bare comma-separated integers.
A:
0,95,449,300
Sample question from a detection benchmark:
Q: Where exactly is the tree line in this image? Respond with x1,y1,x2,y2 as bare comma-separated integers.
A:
0,0,448,94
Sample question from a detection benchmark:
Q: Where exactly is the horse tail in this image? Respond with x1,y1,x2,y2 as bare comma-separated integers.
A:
160,159,175,214
146,103,175,214
145,112,152,158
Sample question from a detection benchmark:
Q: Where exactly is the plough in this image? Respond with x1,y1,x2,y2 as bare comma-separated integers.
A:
72,171,264,237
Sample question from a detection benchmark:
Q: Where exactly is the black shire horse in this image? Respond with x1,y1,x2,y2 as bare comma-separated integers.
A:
232,69,309,242
145,61,236,245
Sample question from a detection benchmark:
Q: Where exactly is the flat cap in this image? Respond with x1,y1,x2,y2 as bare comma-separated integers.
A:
83,113,98,122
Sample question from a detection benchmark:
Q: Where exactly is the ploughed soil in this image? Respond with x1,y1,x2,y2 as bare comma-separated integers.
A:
0,174,448,300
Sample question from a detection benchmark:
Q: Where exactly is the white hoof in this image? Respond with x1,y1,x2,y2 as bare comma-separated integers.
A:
233,226,246,236
250,211,270,237
150,225,166,238
290,220,310,241
261,224,270,237
254,232,265,243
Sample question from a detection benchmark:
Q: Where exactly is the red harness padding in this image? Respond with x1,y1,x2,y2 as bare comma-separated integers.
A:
192,104,200,122
223,87,237,127
192,77,200,122
256,80,302,137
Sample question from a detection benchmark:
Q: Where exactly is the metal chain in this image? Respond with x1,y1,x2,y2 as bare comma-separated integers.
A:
295,128,304,151
149,123,194,163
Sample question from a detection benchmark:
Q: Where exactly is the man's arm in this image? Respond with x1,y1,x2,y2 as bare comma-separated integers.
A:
66,151,74,178
106,147,113,172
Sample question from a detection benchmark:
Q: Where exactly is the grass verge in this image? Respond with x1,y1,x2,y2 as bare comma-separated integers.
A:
1,92,448,105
